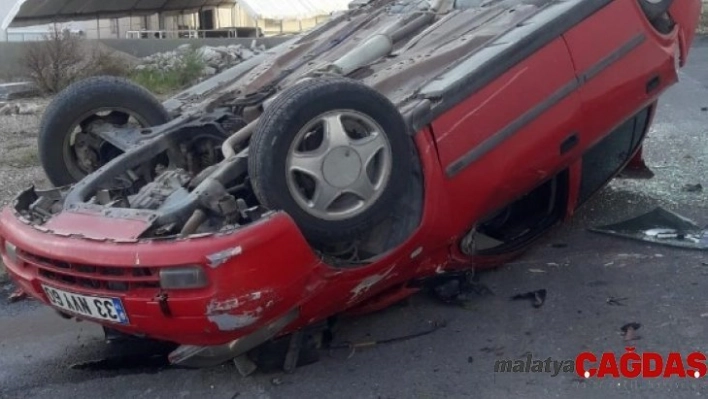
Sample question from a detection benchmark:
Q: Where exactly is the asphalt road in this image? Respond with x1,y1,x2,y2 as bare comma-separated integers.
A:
2,39,708,399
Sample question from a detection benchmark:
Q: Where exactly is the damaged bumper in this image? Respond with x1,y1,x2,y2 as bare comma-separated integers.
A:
0,206,324,348
168,308,300,368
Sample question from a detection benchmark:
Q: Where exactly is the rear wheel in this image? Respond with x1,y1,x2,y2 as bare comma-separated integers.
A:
38,76,170,187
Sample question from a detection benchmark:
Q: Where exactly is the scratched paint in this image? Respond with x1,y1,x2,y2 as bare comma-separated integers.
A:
207,313,259,331
206,293,268,331
206,291,269,314
349,266,396,302
206,246,243,268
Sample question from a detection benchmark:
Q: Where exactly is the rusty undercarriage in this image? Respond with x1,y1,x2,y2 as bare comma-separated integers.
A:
22,0,552,259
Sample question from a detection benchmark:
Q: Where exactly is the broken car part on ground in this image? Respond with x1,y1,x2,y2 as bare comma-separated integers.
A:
591,207,708,250
0,0,701,371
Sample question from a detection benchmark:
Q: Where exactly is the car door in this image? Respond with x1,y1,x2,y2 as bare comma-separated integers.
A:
561,0,681,204
426,35,584,235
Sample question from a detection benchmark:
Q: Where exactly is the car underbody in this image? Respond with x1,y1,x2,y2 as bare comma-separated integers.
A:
14,0,568,260
0,0,702,371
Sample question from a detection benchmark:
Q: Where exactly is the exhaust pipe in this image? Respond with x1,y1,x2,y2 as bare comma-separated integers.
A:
327,12,435,76
328,33,394,76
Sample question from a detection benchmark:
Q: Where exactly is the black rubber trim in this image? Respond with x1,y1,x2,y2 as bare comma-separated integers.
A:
581,33,647,83
446,33,647,178
414,0,615,127
445,79,579,177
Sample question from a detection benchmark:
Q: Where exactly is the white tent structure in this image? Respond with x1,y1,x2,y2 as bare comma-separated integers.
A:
238,0,352,20
2,0,352,30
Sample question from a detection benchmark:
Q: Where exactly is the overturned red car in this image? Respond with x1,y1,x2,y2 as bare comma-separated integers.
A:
0,0,701,370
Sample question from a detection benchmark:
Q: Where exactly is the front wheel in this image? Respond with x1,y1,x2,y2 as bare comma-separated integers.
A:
38,76,170,187
248,77,413,244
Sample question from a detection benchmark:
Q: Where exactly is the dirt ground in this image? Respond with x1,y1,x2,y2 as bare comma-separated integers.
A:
0,98,51,205
0,97,51,282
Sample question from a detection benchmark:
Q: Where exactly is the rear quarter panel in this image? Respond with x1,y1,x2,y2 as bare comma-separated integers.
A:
562,0,680,155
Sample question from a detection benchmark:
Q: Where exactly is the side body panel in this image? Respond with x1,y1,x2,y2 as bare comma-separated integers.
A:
429,38,581,239
563,0,681,207
428,0,682,241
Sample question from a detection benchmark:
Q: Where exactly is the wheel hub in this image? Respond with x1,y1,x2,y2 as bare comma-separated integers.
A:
322,146,363,188
65,108,151,179
285,109,393,221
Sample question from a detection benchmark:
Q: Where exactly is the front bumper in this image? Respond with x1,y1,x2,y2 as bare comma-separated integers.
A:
0,207,323,347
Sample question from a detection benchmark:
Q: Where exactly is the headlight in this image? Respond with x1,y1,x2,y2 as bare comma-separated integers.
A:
159,266,208,290
4,241,18,263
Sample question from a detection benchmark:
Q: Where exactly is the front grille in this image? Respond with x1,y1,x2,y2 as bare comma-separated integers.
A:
17,250,160,292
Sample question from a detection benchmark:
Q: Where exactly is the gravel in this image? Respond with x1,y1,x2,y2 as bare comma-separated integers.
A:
0,97,51,281
137,43,265,79
0,98,51,207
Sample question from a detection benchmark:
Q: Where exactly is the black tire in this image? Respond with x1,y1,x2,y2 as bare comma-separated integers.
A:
248,77,413,244
38,76,170,187
638,0,673,20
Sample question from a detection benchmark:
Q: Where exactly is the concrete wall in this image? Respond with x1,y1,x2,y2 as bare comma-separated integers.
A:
0,42,27,79
0,37,292,78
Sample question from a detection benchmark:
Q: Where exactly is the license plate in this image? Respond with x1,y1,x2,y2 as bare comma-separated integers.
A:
41,285,129,324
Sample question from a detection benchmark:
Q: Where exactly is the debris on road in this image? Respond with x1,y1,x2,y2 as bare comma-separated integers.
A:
606,296,628,306
590,207,708,250
479,346,505,356
233,355,258,377
328,320,446,359
426,271,494,305
621,322,642,341
511,289,547,308
8,287,28,303
0,102,43,116
682,183,703,193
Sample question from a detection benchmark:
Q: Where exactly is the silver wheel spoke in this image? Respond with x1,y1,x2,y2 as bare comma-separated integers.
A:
312,182,341,211
352,132,387,166
289,152,325,178
323,115,351,149
349,173,376,200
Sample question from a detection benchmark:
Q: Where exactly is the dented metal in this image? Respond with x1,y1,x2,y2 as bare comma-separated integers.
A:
207,313,260,331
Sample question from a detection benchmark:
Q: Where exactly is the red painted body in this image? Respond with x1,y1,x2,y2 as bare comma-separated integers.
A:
0,0,701,347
